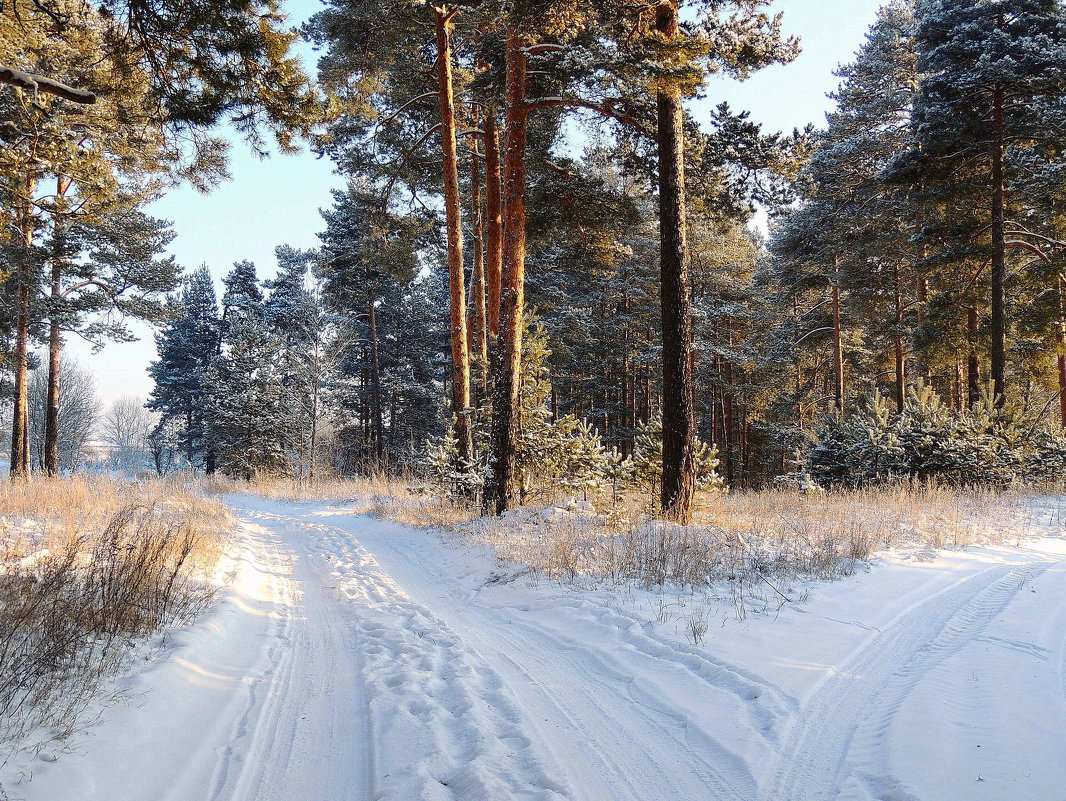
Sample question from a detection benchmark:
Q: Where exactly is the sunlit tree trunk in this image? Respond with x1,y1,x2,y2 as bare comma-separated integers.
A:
44,176,72,477
1057,276,1066,431
10,172,36,480
832,281,844,413
468,121,489,393
656,0,696,522
484,31,529,515
484,110,504,343
433,7,473,471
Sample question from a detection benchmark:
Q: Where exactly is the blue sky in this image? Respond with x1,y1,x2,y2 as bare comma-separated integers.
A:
68,0,885,408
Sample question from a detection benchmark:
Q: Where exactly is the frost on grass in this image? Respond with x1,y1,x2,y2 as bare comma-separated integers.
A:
0,477,230,765
454,484,1051,603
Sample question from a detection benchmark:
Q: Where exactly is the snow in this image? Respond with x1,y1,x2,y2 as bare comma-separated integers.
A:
6,493,1065,801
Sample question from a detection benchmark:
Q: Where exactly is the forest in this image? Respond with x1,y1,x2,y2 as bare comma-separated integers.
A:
2,0,1066,523
5,4,1066,800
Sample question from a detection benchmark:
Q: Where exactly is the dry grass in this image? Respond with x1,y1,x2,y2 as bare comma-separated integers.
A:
197,474,1060,617
0,476,231,763
203,474,477,529
458,484,1056,597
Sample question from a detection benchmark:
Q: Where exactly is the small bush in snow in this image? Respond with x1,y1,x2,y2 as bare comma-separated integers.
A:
806,383,1066,489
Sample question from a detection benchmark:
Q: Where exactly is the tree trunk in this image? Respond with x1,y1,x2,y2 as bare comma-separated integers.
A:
434,8,473,471
656,0,697,522
967,305,981,407
832,281,844,413
309,347,320,483
893,264,906,412
44,316,61,476
483,31,529,515
989,84,1007,407
10,173,35,480
44,176,72,478
368,288,384,468
1058,276,1066,431
484,110,504,342
468,124,489,393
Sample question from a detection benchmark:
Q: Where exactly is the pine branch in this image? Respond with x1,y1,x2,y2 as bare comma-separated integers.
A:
0,66,96,104
525,97,654,139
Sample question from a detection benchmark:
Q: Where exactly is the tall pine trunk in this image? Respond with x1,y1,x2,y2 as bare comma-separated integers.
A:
468,124,489,392
368,285,384,468
1058,276,1066,430
434,8,473,471
44,176,71,478
893,263,906,412
656,0,697,523
309,364,319,483
831,280,844,413
10,173,35,480
45,309,61,476
989,84,1007,406
484,31,529,515
484,110,504,342
967,305,980,406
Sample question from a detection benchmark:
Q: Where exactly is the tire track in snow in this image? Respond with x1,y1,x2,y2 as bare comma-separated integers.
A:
465,607,762,801
767,561,1052,801
246,509,569,801
255,507,793,801
204,521,372,801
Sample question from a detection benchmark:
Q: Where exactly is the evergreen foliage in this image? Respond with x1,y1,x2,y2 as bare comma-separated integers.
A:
621,414,724,498
808,383,1066,488
147,267,220,471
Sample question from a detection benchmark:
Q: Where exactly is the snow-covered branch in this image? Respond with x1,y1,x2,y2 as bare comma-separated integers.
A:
0,66,96,104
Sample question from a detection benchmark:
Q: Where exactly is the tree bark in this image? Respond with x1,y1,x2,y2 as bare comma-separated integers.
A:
656,0,696,522
44,304,61,476
368,286,384,469
967,305,981,407
1058,276,1066,431
0,67,95,103
893,263,906,412
989,84,1007,407
831,280,844,413
484,31,529,515
468,123,489,393
10,173,35,480
483,110,504,341
44,176,72,477
433,8,473,471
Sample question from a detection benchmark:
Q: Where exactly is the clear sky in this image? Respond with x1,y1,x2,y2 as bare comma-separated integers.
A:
67,0,885,409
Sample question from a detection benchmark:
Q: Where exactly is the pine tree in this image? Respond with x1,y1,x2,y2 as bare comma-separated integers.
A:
265,245,346,481
41,206,179,475
147,267,221,472
909,0,1066,406
205,261,295,479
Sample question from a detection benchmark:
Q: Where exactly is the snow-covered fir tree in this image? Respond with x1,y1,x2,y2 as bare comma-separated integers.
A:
147,266,221,471
204,261,294,479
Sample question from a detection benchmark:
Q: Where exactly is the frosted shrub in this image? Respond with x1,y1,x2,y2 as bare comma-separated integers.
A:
807,383,1066,488
426,323,615,503
620,414,724,500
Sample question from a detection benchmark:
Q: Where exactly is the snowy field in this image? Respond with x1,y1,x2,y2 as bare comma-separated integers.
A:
5,493,1066,801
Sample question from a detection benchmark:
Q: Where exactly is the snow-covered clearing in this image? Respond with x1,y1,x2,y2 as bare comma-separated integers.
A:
7,494,1066,801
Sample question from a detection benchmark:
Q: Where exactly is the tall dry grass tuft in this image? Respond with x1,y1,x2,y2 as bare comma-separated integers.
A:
0,476,230,762
204,473,478,529
458,483,1051,601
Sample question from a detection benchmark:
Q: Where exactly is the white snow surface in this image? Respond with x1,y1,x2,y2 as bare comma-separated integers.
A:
6,494,1066,801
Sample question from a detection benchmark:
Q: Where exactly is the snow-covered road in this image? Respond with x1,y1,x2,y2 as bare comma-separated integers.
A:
11,495,1066,801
